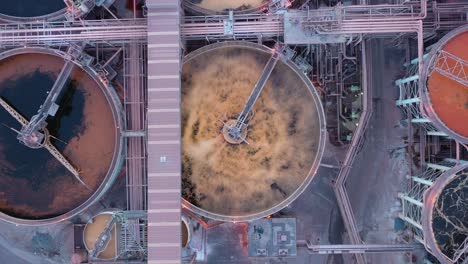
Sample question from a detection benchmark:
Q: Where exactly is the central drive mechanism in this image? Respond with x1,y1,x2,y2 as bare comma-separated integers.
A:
222,119,248,145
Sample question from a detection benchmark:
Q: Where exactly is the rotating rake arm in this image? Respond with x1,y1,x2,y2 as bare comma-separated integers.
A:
0,97,28,126
43,142,91,191
224,47,283,143
19,49,77,143
234,49,281,128
0,97,91,190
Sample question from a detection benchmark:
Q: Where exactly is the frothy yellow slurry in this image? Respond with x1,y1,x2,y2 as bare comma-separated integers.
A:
182,46,321,217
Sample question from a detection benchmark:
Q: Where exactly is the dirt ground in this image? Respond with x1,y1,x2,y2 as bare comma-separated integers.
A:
345,39,413,264
0,53,117,219
181,46,322,217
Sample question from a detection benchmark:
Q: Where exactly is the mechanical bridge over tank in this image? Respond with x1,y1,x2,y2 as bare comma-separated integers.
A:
17,44,84,148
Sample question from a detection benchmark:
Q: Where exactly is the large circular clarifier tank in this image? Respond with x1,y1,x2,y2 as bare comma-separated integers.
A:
421,25,468,143
183,0,269,15
0,0,67,22
422,164,468,263
0,47,123,225
181,42,326,221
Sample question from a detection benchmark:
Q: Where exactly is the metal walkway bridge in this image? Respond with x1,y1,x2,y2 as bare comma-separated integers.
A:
0,1,463,47
0,3,441,46
17,44,82,149
298,240,418,255
146,1,181,264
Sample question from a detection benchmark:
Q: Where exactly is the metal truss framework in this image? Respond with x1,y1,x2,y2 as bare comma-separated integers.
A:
399,161,468,264
398,161,450,244
87,211,148,261
395,72,445,136
421,164,468,264
0,1,465,263
397,49,468,264
118,211,148,260
0,1,464,47
0,19,147,47
423,1,468,36
332,4,464,263
123,42,148,212
429,49,468,87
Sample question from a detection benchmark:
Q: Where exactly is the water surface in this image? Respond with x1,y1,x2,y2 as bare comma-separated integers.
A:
0,0,65,17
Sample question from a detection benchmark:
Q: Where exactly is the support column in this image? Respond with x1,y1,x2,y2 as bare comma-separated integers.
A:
398,193,423,207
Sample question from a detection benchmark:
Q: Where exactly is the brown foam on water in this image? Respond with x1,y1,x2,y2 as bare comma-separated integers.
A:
0,53,116,219
427,31,468,137
182,46,321,217
195,0,266,12
84,213,117,259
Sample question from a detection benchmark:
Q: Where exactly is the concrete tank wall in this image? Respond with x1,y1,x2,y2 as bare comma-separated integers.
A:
0,47,124,226
181,41,326,221
420,25,468,144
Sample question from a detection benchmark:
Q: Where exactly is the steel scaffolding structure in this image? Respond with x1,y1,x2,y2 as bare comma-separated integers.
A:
117,211,148,260
396,30,468,263
0,1,461,47
398,160,454,244
299,240,418,254
123,42,148,212
399,161,468,264
429,49,468,87
181,13,283,41
0,0,465,263
0,19,148,47
87,211,148,261
396,68,445,136
419,25,468,144
423,1,468,37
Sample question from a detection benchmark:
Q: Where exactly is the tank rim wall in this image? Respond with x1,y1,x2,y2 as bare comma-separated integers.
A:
0,47,125,226
0,8,66,23
83,210,120,261
181,41,326,222
422,163,468,263
420,25,468,144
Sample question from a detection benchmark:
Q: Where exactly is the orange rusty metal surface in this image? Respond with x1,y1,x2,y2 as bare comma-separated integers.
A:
427,31,468,137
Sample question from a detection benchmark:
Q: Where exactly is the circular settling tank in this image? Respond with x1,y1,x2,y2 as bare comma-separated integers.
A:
422,25,468,143
183,0,269,15
84,212,119,260
0,48,123,225
423,164,468,263
182,217,191,248
0,0,66,22
181,42,326,221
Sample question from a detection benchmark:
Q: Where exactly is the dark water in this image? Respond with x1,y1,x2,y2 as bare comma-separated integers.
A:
432,172,468,259
0,0,65,17
0,70,85,219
